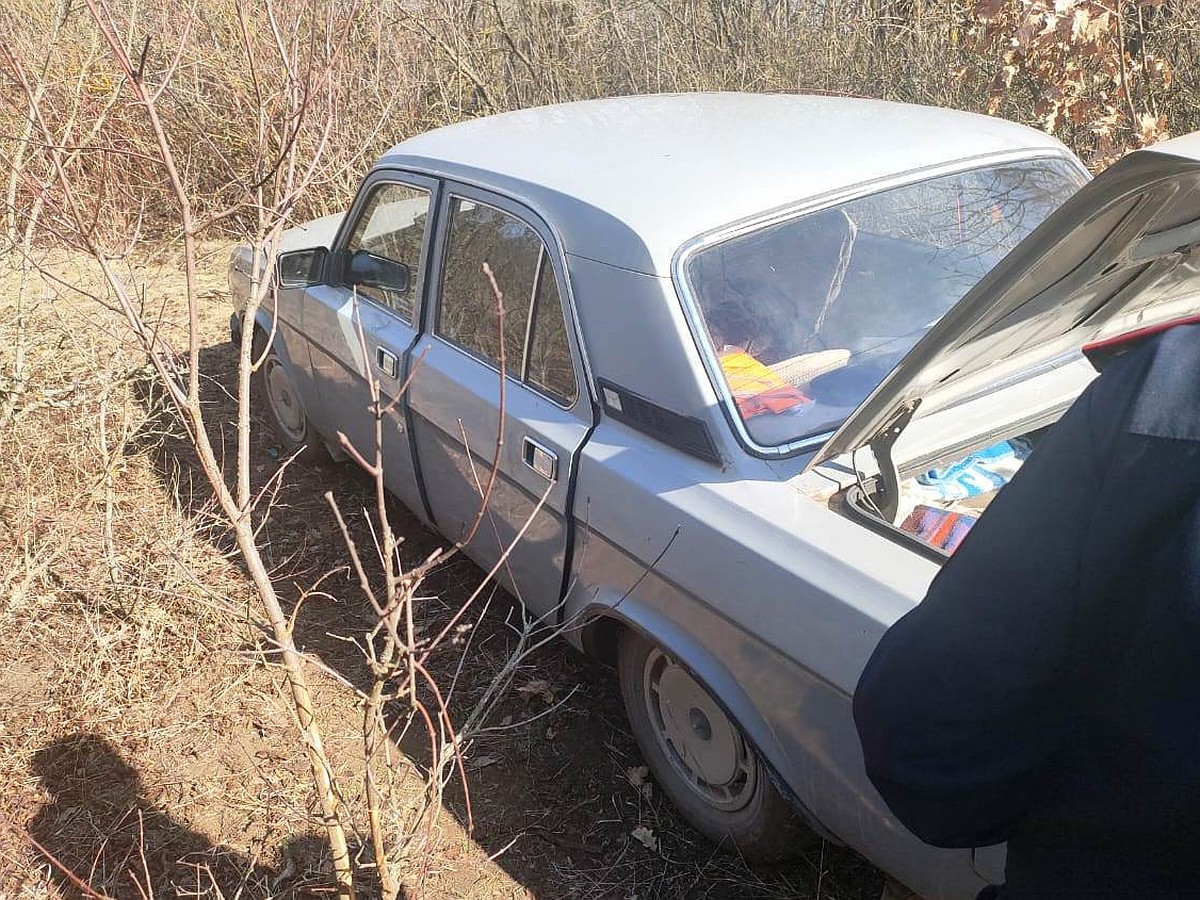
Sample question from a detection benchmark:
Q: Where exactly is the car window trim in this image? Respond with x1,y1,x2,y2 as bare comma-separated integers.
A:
521,247,548,384
380,167,600,415
328,169,442,328
428,186,583,412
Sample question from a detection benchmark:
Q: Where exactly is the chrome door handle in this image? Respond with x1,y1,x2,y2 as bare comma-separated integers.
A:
376,346,399,379
522,436,558,482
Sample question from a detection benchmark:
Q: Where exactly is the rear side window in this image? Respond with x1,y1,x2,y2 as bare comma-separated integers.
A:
525,262,576,405
437,197,578,405
344,182,432,322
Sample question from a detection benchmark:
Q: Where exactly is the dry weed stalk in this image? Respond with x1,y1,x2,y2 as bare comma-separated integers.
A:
2,3,582,896
5,0,1197,236
1,0,364,894
320,262,575,898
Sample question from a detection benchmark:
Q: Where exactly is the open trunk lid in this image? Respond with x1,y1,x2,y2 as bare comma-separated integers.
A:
811,131,1200,469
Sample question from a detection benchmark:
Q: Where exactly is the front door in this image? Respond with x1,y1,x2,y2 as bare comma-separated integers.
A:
407,187,592,619
303,172,438,518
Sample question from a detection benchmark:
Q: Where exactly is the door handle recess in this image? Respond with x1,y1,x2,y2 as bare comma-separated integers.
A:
376,346,399,379
522,436,558,482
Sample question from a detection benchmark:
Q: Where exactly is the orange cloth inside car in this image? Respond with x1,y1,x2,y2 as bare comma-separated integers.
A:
718,348,811,419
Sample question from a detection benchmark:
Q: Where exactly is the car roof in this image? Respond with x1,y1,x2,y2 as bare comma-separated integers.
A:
378,93,1074,276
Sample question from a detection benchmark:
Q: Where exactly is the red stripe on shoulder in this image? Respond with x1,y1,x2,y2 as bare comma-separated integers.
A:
1083,314,1200,370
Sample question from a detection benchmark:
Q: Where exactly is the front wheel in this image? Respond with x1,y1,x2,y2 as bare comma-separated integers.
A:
252,331,322,463
617,629,814,861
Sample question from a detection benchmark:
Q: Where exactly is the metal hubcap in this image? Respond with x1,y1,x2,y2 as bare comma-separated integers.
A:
642,647,756,812
264,357,306,442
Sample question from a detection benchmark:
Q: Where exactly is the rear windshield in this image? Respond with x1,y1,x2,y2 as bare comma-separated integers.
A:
683,157,1086,448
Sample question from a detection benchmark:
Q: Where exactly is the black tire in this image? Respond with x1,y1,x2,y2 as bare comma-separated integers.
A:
617,628,815,861
251,330,323,463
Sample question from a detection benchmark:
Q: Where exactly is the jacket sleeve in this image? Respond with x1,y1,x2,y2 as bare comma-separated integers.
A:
852,345,1200,848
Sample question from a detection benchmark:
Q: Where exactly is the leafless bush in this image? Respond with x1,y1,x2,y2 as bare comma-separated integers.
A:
5,0,1198,245
0,2,588,897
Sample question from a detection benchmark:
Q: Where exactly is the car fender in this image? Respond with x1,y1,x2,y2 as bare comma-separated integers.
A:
579,593,840,842
246,307,309,380
248,307,276,348
242,306,330,438
230,306,284,353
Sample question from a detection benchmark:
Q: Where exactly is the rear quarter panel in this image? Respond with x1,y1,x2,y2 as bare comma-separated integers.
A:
565,420,998,900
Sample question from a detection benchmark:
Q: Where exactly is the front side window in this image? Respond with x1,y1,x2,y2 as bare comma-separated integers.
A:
344,182,432,321
684,157,1086,448
437,197,578,405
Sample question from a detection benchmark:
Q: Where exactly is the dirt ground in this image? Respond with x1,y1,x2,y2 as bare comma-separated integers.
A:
0,244,884,899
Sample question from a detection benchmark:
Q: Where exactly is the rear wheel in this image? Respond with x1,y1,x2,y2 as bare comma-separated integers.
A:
252,330,322,462
617,629,815,861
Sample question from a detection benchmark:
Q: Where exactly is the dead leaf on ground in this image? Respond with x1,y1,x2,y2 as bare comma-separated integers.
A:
516,678,554,704
627,765,653,799
630,824,658,852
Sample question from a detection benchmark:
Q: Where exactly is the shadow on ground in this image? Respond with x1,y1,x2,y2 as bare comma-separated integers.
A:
27,733,365,899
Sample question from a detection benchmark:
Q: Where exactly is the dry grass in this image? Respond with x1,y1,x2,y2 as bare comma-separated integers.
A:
0,244,882,898
0,242,499,897
0,244,349,896
6,0,1200,244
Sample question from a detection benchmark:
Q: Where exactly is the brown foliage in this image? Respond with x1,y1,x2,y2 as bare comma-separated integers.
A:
972,0,1172,168
6,0,1200,236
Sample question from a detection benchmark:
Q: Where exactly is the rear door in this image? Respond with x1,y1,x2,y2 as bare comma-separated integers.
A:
407,186,592,619
303,172,438,518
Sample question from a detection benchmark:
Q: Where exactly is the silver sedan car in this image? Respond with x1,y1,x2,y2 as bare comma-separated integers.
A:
229,93,1200,898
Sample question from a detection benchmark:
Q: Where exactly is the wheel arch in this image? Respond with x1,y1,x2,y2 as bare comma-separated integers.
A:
579,598,839,843
243,307,338,462
248,309,279,354
231,307,305,384
247,311,308,393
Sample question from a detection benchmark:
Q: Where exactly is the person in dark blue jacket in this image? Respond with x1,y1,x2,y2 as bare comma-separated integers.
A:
854,319,1200,900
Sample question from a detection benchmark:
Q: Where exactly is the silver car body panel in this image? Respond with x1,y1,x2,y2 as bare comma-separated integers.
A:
280,211,346,253
305,283,430,516
404,182,595,619
562,256,741,462
563,420,996,897
405,334,590,616
298,172,439,516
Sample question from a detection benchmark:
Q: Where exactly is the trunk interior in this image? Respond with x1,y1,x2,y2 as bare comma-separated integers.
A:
839,421,1058,562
